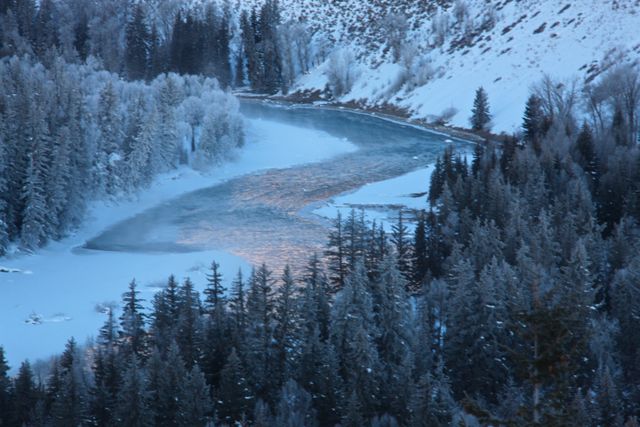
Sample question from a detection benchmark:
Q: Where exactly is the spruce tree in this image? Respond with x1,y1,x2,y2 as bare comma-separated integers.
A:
176,277,201,369
330,261,381,420
218,347,252,424
274,380,318,427
274,265,299,386
12,360,36,427
114,358,152,427
125,4,150,81
178,365,212,427
245,264,277,401
204,260,226,313
0,347,12,426
325,212,348,291
119,279,147,358
229,268,247,341
470,86,491,132
523,94,544,150
391,211,412,285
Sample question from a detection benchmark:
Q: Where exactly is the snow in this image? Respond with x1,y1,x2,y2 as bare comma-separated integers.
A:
285,0,640,133
0,117,356,370
313,165,435,231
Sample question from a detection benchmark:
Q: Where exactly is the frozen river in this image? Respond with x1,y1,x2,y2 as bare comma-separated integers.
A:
86,101,469,271
0,100,468,368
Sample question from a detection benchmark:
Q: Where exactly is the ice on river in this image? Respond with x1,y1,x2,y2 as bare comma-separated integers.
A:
0,116,357,370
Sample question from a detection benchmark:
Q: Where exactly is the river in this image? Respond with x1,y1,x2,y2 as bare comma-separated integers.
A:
85,101,469,271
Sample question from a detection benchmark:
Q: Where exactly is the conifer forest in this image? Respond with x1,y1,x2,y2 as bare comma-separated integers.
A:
1,0,640,426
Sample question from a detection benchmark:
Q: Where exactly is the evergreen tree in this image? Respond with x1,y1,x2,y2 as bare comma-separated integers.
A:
470,86,491,132
575,122,599,187
371,258,414,420
119,279,146,357
153,343,187,427
178,365,212,427
0,347,12,426
125,4,150,81
523,94,544,150
114,357,152,427
176,278,201,369
330,261,381,420
32,0,57,57
218,347,252,424
96,81,123,195
274,379,318,427
391,211,412,285
12,360,36,427
50,339,88,427
229,268,247,340
245,264,277,401
204,260,226,313
20,151,48,250
325,212,348,291
274,265,299,386
412,210,429,290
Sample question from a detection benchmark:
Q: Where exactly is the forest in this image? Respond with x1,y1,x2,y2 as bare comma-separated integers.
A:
1,66,640,425
1,0,640,425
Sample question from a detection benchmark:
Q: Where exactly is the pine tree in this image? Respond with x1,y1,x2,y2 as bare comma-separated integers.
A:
204,260,226,313
330,261,381,420
274,380,318,427
274,265,299,387
0,347,12,426
229,268,247,341
155,75,181,171
470,86,491,132
50,339,88,427
20,151,48,250
245,264,277,401
176,278,201,369
575,122,599,187
97,81,123,195
178,365,212,427
73,11,90,61
125,4,150,81
391,211,412,285
523,94,544,150
119,279,146,358
371,258,413,420
12,360,36,427
412,210,429,290
409,361,455,427
153,343,187,427
218,347,252,424
325,212,348,291
0,135,9,255
32,0,58,57
114,357,152,427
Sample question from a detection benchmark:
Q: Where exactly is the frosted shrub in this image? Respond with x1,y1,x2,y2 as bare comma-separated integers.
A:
326,48,360,98
431,12,450,47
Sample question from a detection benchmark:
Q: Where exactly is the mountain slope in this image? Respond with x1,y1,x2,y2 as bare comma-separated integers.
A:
277,0,640,132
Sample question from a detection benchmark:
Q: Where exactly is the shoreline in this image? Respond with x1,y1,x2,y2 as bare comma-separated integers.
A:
236,91,493,144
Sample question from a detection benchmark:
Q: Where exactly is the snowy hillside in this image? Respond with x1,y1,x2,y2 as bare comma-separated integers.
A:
275,0,640,132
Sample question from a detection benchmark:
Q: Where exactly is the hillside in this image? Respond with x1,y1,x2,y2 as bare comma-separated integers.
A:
275,0,640,133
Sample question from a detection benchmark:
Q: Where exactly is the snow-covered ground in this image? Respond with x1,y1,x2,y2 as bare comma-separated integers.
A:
313,165,435,231
283,0,640,133
0,117,357,369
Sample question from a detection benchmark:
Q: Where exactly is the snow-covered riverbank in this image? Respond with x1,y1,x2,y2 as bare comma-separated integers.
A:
0,117,357,369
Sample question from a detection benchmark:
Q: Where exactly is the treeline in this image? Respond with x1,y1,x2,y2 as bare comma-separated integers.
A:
0,0,320,94
0,56,244,254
